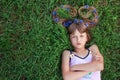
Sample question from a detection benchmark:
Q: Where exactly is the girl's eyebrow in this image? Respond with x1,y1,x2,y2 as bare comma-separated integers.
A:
70,32,76,35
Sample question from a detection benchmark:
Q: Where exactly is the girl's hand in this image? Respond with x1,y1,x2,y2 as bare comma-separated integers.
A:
89,44,104,70
92,53,101,62
90,44,103,62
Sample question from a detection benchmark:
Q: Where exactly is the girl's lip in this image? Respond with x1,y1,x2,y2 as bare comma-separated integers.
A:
77,43,81,45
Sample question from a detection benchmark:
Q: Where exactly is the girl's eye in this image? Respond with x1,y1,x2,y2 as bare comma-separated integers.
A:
72,36,76,38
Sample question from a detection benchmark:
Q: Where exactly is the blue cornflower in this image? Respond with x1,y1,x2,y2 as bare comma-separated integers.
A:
63,20,73,27
79,20,83,24
91,21,95,25
74,19,78,23
84,5,89,9
54,18,59,22
96,16,99,19
52,11,57,16
92,9,97,13
66,8,70,12
84,23,89,27
60,5,64,8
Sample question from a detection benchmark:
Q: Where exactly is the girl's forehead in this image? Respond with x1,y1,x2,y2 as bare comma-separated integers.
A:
70,29,86,35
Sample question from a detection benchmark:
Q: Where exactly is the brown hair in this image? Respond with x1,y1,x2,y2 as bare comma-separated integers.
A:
67,22,91,42
52,5,99,42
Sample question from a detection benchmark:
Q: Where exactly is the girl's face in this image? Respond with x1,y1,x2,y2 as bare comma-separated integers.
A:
70,29,88,49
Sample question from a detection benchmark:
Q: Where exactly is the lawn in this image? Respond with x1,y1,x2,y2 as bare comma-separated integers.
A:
0,0,120,80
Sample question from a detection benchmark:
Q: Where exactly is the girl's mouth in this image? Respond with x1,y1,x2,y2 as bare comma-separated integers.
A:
77,43,81,45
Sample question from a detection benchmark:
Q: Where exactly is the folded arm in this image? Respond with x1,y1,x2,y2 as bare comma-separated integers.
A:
70,44,104,72
62,50,89,80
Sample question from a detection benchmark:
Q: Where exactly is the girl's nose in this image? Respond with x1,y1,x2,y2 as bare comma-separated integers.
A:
77,36,81,42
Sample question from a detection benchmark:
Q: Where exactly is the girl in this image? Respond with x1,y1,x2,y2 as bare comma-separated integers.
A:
52,5,104,80
61,21,104,80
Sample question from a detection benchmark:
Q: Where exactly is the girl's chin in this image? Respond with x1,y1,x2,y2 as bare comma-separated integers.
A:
74,45,84,49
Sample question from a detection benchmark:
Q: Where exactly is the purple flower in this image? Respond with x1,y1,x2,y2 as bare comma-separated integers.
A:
60,5,64,8
96,16,99,19
52,11,57,16
92,9,97,13
54,18,59,22
74,19,78,23
84,23,89,27
79,20,83,23
84,5,89,9
91,21,95,25
63,20,73,27
66,8,70,12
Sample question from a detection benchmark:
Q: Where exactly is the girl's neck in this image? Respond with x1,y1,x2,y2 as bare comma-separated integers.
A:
74,47,86,54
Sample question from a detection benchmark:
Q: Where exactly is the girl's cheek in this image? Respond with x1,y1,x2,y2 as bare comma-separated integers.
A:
71,39,77,44
71,39,75,43
71,37,76,41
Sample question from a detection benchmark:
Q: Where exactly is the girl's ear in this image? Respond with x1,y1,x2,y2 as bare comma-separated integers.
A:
86,37,88,42
86,33,91,42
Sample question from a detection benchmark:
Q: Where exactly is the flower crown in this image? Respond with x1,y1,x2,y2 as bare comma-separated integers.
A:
52,5,98,28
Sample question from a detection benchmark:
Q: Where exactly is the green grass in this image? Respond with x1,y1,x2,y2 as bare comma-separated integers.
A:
0,0,120,80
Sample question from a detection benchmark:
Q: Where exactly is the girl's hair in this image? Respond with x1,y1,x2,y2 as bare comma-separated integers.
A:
52,5,98,42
